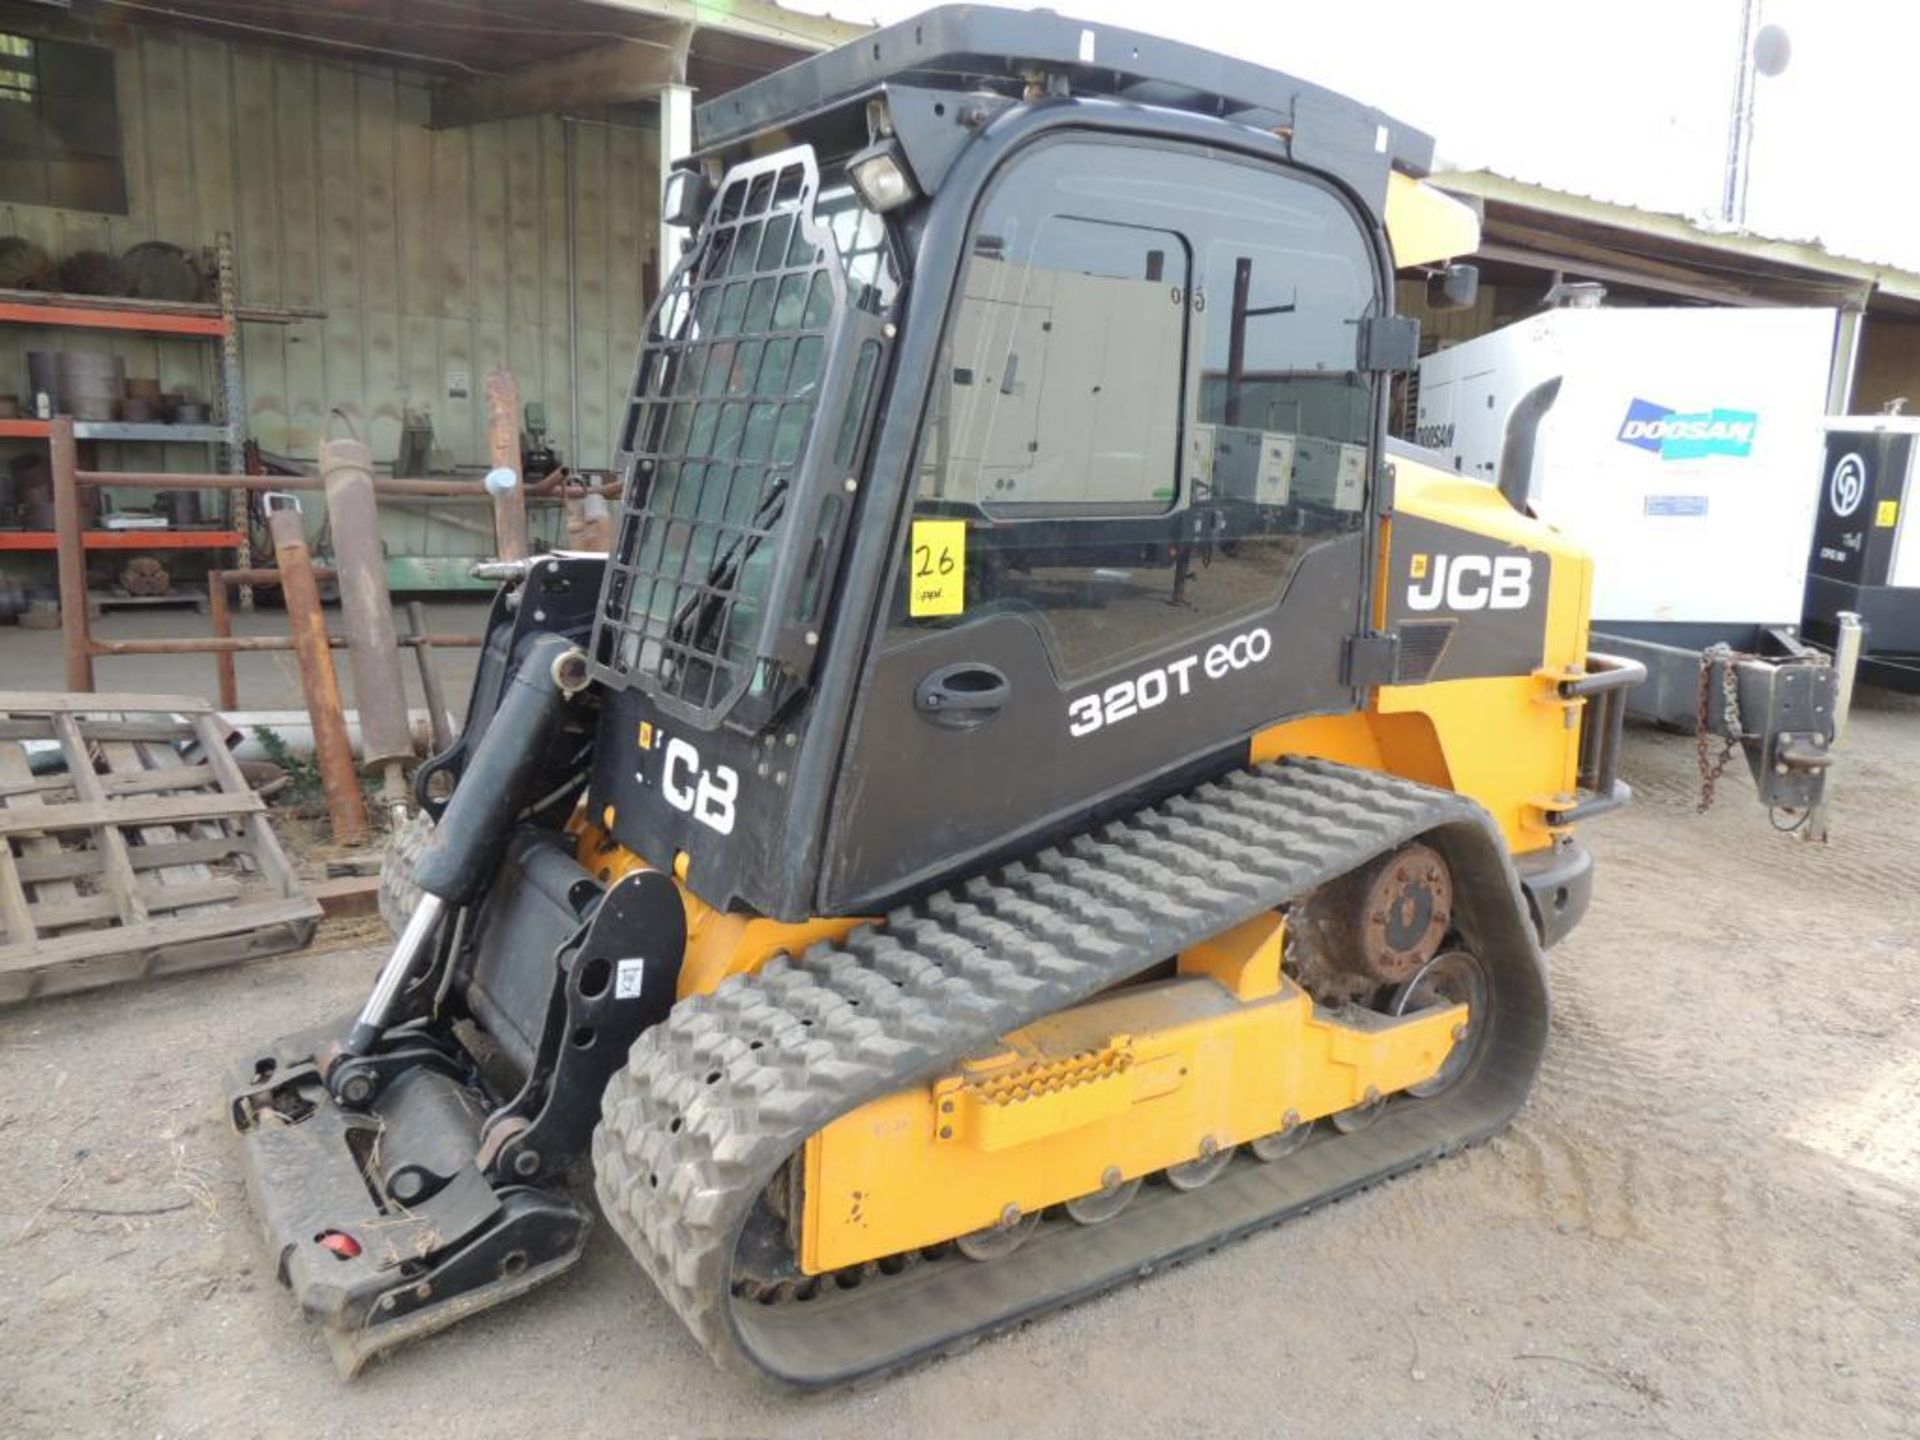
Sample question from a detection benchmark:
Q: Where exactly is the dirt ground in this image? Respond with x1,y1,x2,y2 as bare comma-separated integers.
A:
3,694,1918,1440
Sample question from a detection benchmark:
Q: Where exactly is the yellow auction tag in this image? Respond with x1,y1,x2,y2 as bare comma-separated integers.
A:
1876,499,1899,528
908,519,966,617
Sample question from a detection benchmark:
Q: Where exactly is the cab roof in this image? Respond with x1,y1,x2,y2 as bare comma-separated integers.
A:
694,4,1435,181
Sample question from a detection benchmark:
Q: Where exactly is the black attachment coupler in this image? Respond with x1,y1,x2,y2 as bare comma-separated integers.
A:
339,631,591,1060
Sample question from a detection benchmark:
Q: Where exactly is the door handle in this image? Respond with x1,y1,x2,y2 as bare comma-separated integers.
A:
914,663,1011,730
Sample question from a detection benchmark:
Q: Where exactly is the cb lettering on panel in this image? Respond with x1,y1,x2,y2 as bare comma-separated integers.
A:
661,736,740,836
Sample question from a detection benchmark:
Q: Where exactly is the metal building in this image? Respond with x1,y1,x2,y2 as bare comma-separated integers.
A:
0,0,860,587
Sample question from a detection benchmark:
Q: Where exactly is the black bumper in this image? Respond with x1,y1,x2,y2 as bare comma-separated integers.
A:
1515,838,1593,950
228,1018,590,1375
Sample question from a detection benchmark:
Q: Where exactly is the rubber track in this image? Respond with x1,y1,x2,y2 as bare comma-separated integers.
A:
593,759,1548,1388
379,809,433,939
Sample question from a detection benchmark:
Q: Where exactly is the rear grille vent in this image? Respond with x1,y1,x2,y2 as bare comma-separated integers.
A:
1395,619,1457,683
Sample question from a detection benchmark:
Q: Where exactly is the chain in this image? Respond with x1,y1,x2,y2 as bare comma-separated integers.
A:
1696,642,1744,813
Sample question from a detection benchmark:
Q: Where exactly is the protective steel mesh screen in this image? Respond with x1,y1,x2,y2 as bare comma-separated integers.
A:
594,152,838,719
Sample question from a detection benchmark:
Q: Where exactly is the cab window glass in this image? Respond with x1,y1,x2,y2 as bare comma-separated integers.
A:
892,140,1380,681
927,207,1185,514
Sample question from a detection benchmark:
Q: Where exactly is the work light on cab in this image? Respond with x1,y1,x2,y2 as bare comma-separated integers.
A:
848,139,918,212
661,165,712,229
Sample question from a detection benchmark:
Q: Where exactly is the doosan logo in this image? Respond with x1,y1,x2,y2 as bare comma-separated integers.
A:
1617,398,1758,460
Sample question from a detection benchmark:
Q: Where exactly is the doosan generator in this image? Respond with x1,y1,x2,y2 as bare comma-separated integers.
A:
1412,305,1840,811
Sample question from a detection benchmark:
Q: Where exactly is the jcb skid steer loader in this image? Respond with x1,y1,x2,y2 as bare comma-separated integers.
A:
228,5,1726,1389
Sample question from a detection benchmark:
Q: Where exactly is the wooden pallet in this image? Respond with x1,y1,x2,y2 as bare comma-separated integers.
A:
0,691,321,1004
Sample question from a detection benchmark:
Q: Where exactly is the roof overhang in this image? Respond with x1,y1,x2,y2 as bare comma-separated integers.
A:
55,0,869,128
1435,170,1920,320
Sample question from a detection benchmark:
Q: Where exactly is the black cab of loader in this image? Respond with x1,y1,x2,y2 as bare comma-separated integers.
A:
589,8,1435,922
231,5,1635,1384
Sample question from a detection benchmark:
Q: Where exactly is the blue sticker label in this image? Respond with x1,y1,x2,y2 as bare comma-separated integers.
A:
1644,494,1709,517
1618,398,1758,460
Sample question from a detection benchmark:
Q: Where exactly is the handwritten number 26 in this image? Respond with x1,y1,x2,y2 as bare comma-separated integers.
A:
913,544,956,578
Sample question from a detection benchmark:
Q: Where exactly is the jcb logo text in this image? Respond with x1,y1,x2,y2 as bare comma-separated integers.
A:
1406,554,1534,613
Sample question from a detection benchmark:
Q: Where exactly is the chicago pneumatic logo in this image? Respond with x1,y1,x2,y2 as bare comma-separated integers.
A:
1829,452,1868,517
1617,398,1758,460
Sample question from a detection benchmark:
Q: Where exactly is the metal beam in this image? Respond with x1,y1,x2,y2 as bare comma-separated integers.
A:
1472,242,1765,307
1473,240,1865,311
584,0,866,52
432,28,694,129
1487,217,1758,295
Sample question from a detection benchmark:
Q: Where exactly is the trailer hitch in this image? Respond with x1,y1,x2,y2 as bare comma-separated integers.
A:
1698,644,1837,815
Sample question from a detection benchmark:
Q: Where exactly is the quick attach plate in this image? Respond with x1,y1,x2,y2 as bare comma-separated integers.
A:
228,1018,590,1375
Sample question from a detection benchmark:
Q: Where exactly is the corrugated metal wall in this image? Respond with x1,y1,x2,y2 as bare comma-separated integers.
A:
0,22,660,476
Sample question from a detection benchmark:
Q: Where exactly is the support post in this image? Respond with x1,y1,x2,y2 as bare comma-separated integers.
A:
1827,305,1865,415
50,417,94,692
566,490,613,551
659,83,695,281
214,230,253,611
406,601,456,755
486,367,530,563
208,568,239,710
322,438,414,797
269,508,369,844
1805,610,1864,844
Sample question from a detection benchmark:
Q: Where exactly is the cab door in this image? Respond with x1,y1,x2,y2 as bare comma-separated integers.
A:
822,136,1389,912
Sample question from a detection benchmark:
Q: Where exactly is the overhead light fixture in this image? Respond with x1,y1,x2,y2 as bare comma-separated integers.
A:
661,166,712,229
848,139,919,213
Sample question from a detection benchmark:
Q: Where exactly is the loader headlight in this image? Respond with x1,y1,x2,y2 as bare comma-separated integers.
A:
662,166,712,229
848,139,919,213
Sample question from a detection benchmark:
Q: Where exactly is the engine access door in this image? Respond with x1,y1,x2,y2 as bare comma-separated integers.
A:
822,137,1386,912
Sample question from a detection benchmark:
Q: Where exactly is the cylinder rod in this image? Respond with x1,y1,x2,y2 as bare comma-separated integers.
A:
344,892,447,1055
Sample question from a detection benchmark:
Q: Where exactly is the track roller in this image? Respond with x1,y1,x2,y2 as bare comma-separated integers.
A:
1250,1113,1313,1162
1064,1170,1142,1225
1165,1139,1236,1191
956,1207,1040,1261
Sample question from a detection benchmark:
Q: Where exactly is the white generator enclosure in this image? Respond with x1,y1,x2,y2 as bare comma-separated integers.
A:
1415,307,1840,635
